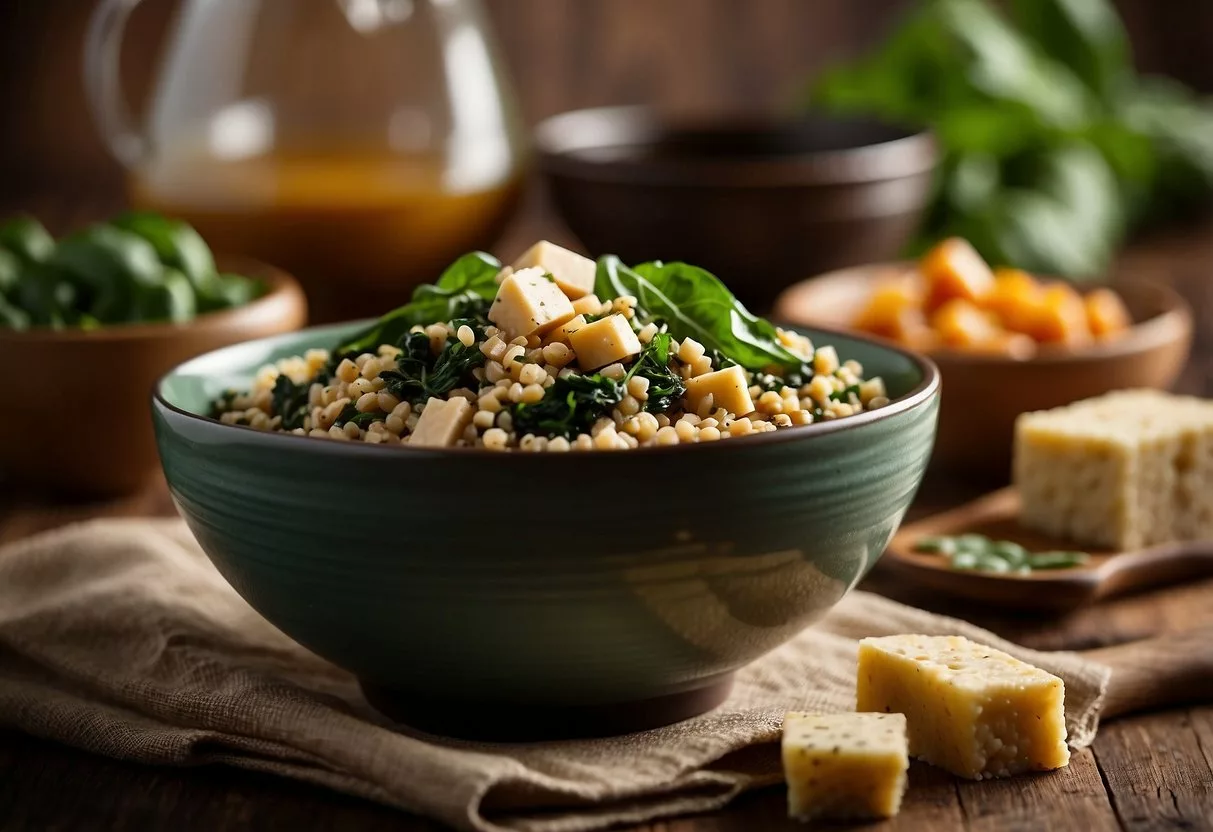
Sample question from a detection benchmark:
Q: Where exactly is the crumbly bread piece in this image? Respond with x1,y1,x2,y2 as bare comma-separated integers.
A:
782,712,908,820
1014,389,1213,550
857,635,1069,780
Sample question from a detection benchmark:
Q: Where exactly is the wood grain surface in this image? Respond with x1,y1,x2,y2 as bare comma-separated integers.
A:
0,190,1212,830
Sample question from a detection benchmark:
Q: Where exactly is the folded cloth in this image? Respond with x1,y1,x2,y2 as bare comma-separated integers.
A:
0,520,1109,832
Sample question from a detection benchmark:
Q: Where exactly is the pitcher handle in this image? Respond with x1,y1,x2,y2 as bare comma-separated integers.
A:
84,0,147,167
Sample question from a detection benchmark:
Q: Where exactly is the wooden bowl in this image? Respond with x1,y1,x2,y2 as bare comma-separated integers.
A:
535,106,938,312
0,261,307,497
773,264,1193,481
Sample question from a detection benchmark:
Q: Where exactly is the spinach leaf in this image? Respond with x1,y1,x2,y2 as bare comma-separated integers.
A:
336,404,387,430
0,248,21,296
337,252,501,355
624,332,686,413
272,374,312,431
829,384,862,403
0,216,55,264
511,373,625,439
1011,0,1130,102
595,256,804,373
110,211,218,291
380,326,486,406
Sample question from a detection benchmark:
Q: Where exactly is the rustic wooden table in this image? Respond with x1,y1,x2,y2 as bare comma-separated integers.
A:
1,193,1212,831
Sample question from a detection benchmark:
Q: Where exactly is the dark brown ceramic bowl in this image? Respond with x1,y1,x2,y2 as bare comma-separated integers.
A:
535,106,938,312
0,260,307,497
774,264,1194,482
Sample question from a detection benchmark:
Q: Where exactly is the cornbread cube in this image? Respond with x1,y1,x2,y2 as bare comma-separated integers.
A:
545,314,588,345
782,712,909,821
568,313,642,370
512,240,597,299
857,635,1069,780
1014,390,1213,550
488,267,576,339
684,365,754,416
409,397,473,448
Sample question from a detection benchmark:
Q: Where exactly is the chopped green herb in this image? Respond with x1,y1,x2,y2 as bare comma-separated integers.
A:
380,326,486,406
624,332,686,413
271,374,312,431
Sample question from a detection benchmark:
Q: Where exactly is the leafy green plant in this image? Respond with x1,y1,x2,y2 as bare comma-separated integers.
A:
812,0,1213,279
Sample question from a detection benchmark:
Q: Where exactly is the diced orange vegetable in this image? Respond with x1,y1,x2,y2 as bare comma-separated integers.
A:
1026,283,1092,345
920,238,996,313
1084,287,1132,338
964,332,1038,359
853,277,923,339
931,298,1004,348
984,268,1043,334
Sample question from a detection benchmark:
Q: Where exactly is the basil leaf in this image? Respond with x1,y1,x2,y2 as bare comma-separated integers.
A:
337,251,501,355
595,256,803,372
1011,0,1130,103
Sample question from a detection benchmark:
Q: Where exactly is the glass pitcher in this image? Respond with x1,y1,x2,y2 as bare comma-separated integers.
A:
85,0,528,320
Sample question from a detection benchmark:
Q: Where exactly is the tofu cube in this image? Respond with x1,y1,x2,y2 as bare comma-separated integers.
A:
782,712,908,821
684,365,754,416
857,635,1070,779
488,267,576,339
512,240,597,300
571,293,604,318
409,397,473,448
567,314,642,371
1015,390,1213,550
545,314,588,345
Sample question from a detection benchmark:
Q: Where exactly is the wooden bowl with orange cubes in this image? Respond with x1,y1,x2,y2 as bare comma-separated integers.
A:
773,239,1193,481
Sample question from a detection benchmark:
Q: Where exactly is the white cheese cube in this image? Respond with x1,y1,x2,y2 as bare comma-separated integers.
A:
782,712,908,821
488,267,576,340
568,314,642,371
545,314,588,345
512,240,597,300
857,634,1070,779
684,365,754,416
409,397,474,448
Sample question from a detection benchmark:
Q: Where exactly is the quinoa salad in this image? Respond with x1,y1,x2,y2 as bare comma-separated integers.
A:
212,242,889,451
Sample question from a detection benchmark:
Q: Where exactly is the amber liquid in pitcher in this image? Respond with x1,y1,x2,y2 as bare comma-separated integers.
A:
128,148,524,321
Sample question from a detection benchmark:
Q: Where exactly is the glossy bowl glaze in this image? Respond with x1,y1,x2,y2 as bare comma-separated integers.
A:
153,322,940,739
535,106,938,312
774,264,1193,481
0,261,307,496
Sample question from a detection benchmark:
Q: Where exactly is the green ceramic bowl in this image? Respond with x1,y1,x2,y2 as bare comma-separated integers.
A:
153,322,940,740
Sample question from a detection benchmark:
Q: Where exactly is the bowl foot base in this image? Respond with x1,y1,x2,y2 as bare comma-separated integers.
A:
359,674,735,741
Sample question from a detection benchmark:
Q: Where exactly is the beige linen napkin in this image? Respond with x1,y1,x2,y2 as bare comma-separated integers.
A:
0,520,1109,832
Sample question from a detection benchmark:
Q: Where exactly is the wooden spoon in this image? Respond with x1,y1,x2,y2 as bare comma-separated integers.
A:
887,488,1213,610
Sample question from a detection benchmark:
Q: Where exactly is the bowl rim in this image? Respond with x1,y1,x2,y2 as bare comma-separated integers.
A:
152,320,942,459
533,105,939,188
0,257,305,345
774,263,1194,367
